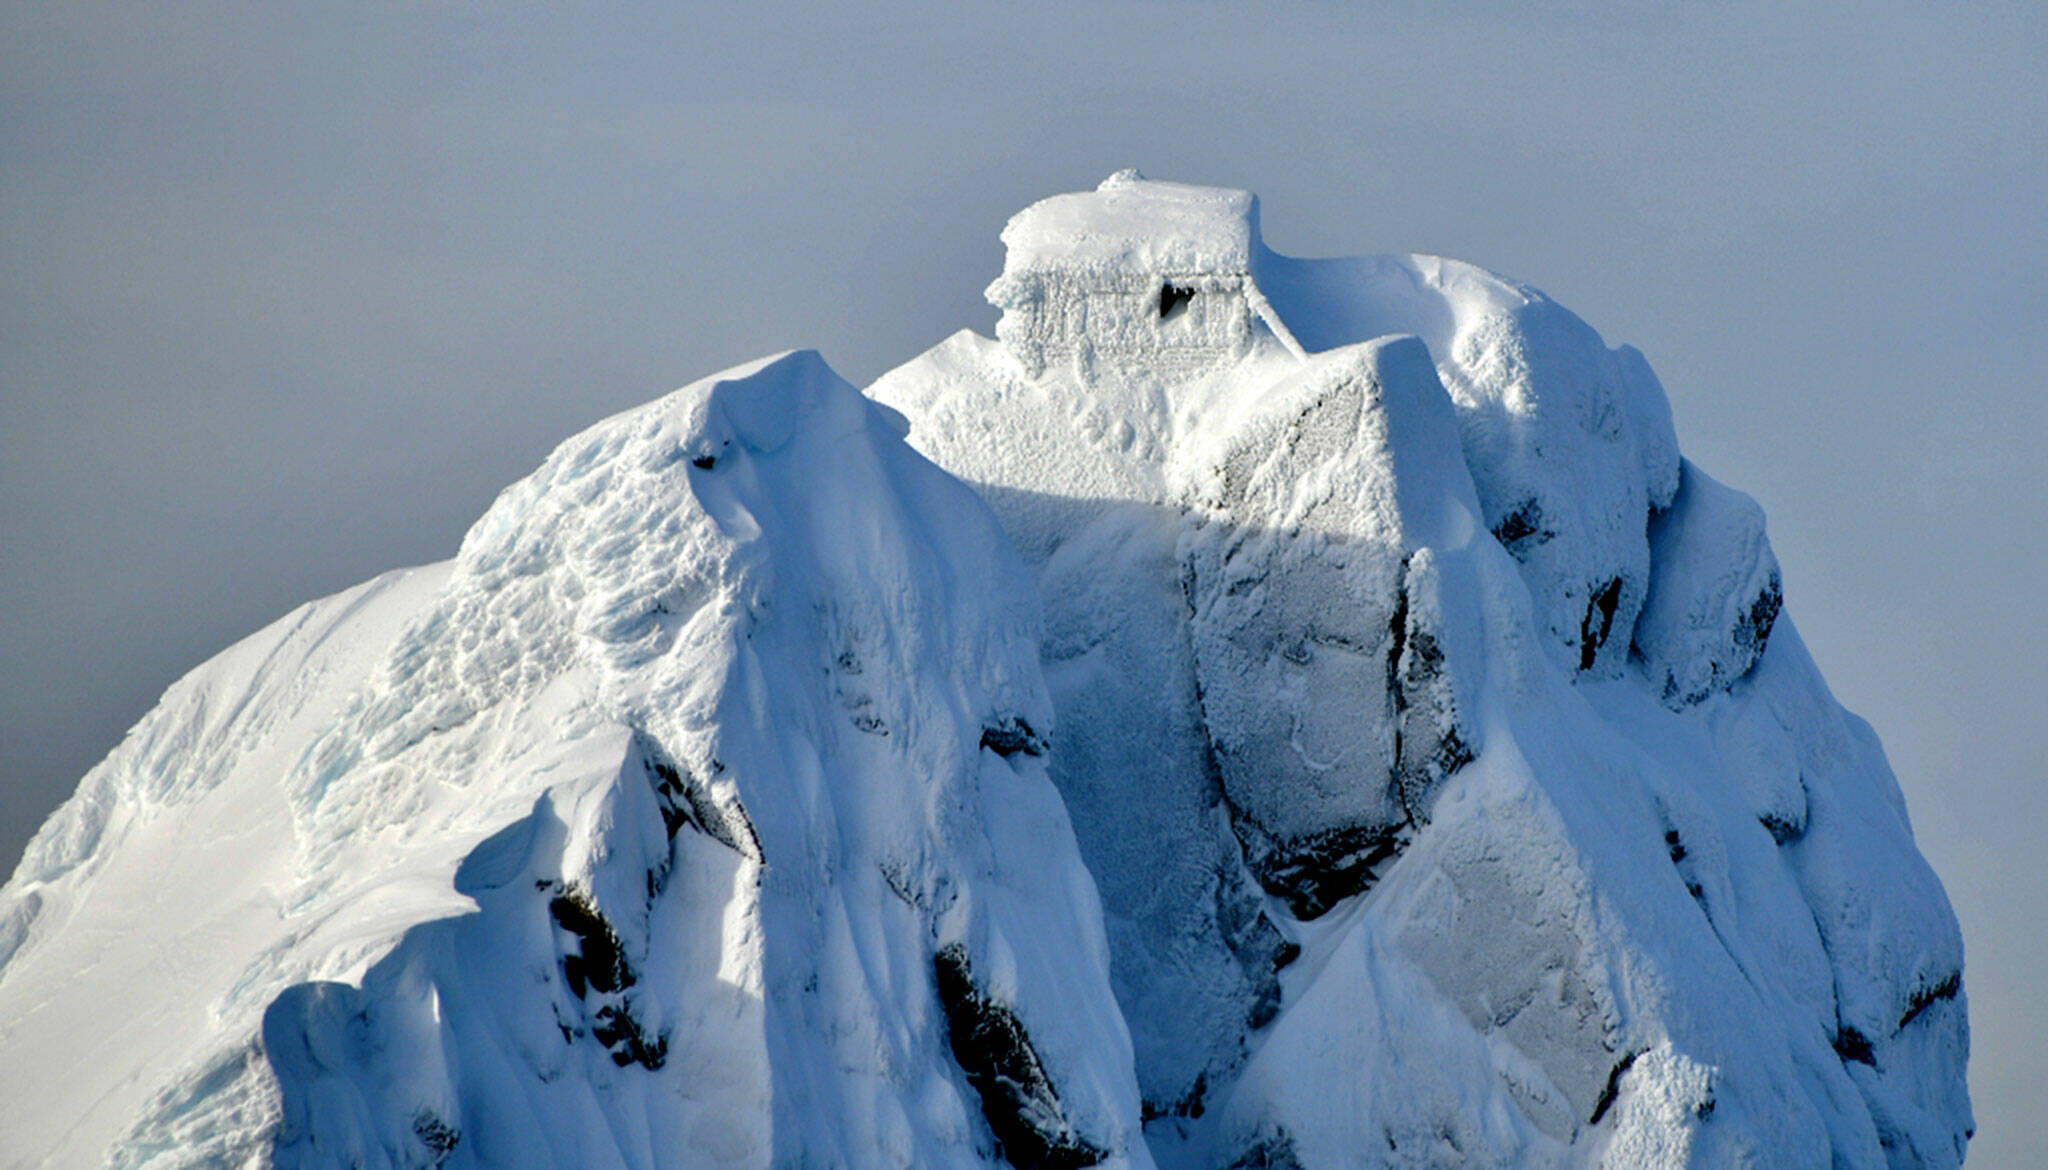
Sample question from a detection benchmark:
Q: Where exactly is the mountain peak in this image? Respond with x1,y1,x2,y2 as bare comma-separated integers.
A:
0,181,1969,1170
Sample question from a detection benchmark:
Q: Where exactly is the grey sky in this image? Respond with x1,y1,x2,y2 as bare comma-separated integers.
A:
3,1,2041,1161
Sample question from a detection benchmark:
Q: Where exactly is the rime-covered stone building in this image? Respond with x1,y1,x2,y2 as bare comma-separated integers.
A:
985,169,1304,376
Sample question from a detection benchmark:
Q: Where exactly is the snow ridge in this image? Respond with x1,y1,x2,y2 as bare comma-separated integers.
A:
2,352,1145,1170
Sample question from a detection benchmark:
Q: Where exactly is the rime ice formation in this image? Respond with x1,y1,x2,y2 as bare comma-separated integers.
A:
0,176,1968,1170
0,354,1143,1170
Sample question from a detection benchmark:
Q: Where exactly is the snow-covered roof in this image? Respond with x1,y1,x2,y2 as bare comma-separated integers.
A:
996,170,1261,279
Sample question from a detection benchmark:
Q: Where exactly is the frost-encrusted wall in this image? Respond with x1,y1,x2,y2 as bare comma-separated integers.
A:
985,171,1300,377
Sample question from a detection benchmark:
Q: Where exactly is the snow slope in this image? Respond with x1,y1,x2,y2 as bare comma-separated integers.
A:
1,352,1146,1170
0,175,1968,1169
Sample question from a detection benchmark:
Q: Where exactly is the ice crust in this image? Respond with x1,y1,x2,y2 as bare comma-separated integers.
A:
0,177,1968,1169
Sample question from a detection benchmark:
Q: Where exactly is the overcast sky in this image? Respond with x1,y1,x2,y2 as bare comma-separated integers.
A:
3,1,2041,1160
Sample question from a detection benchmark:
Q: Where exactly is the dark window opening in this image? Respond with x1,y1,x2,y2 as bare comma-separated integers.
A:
1159,282,1195,320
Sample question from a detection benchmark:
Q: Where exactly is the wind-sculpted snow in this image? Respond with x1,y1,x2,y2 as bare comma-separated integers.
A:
0,175,1967,1169
1,351,1146,1169
1257,251,1682,679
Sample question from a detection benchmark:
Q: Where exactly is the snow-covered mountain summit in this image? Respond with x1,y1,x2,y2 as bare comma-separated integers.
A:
0,175,1969,1169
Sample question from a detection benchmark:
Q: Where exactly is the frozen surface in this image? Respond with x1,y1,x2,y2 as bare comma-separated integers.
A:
1,177,1968,1168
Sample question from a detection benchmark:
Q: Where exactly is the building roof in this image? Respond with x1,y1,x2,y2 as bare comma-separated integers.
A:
993,170,1262,284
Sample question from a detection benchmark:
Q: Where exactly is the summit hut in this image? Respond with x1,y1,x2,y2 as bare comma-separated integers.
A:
985,170,1305,377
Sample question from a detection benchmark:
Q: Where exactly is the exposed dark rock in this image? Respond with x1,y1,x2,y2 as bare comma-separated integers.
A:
981,716,1048,759
635,732,761,861
642,749,694,841
1186,541,1461,916
1589,1048,1642,1125
412,1109,460,1167
592,1003,668,1070
1490,499,1554,559
1246,984,1281,1032
1643,569,1779,711
1633,465,1785,706
548,885,632,998
1388,578,1474,821
543,882,669,1069
1226,1129,1304,1170
1735,578,1782,668
1899,971,1961,1031
1579,577,1624,672
933,944,1106,1170
1204,847,1288,1035
1142,1072,1208,1122
1833,1026,1876,1066
1386,579,1409,674
1760,810,1804,846
1235,818,1406,921
688,439,729,471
